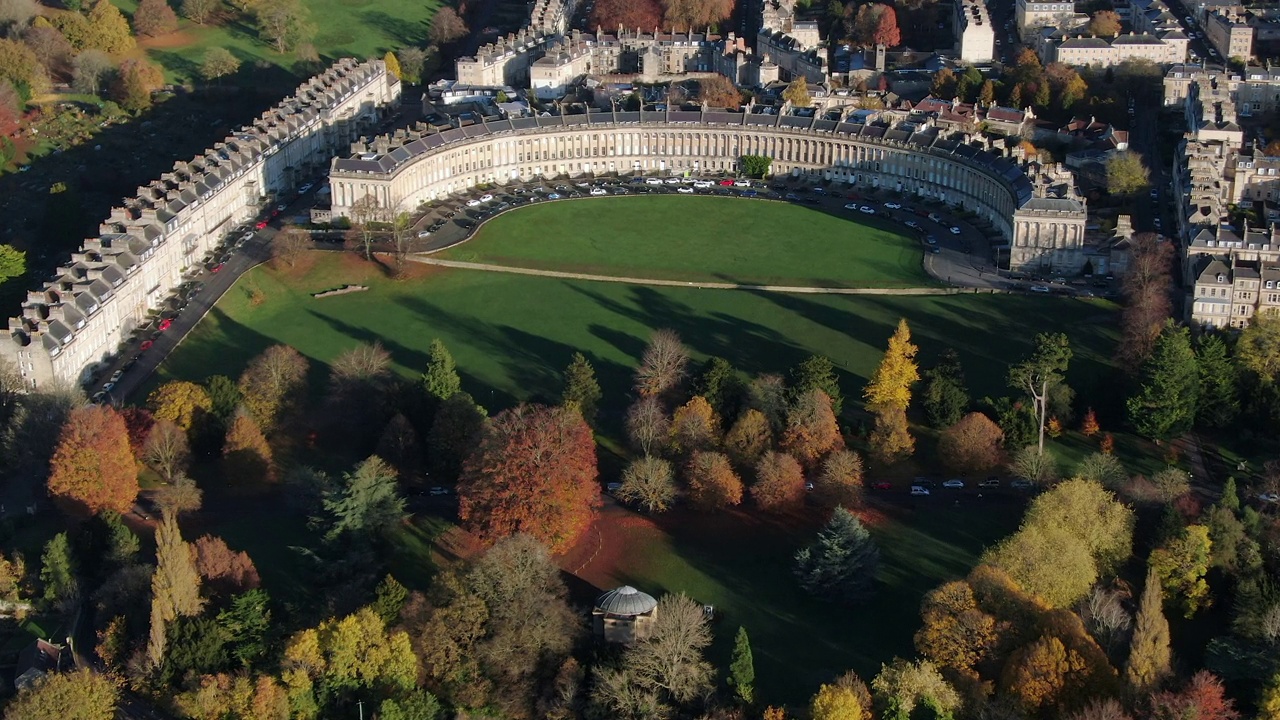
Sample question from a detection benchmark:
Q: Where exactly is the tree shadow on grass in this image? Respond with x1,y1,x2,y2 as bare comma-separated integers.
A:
361,10,430,48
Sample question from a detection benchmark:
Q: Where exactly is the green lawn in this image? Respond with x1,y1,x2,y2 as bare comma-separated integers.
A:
436,196,934,288
601,500,1021,705
112,0,439,85
155,253,1120,430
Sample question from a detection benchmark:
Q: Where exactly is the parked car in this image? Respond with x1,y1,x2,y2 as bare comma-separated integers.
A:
480,194,494,202
299,183,313,194
1259,493,1280,503
844,203,860,210
719,179,735,186
884,201,902,209
547,193,561,199
645,177,663,185
255,220,268,230
858,206,876,215
1011,479,1034,489
102,381,116,392
606,482,623,493
926,235,937,244
1029,285,1051,293
677,186,694,193
979,477,1001,489
693,180,713,189
590,187,608,196
466,199,482,207
910,485,931,496
91,391,107,404
949,226,962,235
158,318,173,331
417,230,432,238
943,479,965,489
872,481,892,490
734,180,751,187
428,487,451,496
110,370,124,382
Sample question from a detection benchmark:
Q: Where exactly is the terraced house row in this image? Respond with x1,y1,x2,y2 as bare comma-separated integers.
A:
327,108,1087,273
2,59,402,390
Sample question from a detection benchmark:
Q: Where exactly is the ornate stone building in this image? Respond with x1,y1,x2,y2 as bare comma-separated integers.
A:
2,59,401,389
327,109,1092,265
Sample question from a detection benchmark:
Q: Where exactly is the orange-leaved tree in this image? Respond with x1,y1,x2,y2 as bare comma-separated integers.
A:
458,404,600,553
937,412,1005,473
148,380,213,434
752,451,806,510
48,405,138,516
685,450,744,510
223,414,273,484
780,389,842,469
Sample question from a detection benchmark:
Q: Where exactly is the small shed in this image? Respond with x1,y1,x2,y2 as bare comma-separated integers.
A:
592,586,658,645
14,638,66,691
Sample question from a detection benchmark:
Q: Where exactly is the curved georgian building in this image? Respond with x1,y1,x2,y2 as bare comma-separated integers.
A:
328,109,1084,257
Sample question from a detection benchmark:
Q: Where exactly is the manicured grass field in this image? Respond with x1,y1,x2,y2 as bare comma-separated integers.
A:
155,253,1120,426
574,500,1021,705
436,196,934,288
111,0,440,85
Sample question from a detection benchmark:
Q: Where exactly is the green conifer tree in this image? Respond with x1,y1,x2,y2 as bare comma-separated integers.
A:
1126,565,1171,692
729,626,756,704
1127,321,1200,440
421,338,462,402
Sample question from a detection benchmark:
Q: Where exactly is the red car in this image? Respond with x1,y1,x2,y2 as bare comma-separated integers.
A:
872,482,892,490
718,179,734,186
140,340,154,351
210,263,224,273
255,220,268,229
158,318,172,331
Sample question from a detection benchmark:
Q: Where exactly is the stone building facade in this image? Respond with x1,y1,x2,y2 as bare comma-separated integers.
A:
1016,0,1076,40
955,0,996,63
326,110,1081,258
1043,32,1187,67
2,59,400,389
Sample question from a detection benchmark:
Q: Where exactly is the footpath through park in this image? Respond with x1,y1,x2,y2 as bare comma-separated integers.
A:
406,255,998,296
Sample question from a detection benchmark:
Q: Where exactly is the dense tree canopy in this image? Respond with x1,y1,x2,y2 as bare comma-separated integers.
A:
458,404,600,552
795,507,880,603
47,405,138,517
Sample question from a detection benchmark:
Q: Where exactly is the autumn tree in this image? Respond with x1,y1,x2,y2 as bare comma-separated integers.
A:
723,408,773,469
148,380,213,434
921,349,969,428
626,395,670,458
814,449,864,508
1118,233,1174,369
811,679,870,720
931,67,956,97
222,413,273,484
270,226,310,268
1148,671,1239,720
1237,311,1280,384
865,319,919,463
111,57,163,113
985,522,1096,607
635,328,689,400
85,0,134,53
617,455,676,513
237,344,308,433
422,337,462,402
282,606,416,711
781,389,842,469
685,450,743,510
561,352,602,424
1087,9,1121,36
320,455,406,541
914,580,997,675
377,413,422,479
154,475,203,517
176,674,289,720
1106,151,1150,196
1025,478,1134,573
1149,524,1212,617
1011,444,1059,486
47,405,138,517
699,73,741,108
871,659,962,719
254,0,312,52
181,0,219,24
3,668,119,720
192,535,260,597
133,0,178,37
143,419,189,483
590,0,661,31
752,451,806,510
795,507,880,603
458,404,599,553
669,395,720,454
326,341,393,442
1126,564,1171,692
147,514,205,668
872,4,900,47
1009,332,1071,454
937,412,1004,473
429,5,468,45
662,0,733,29
590,593,714,717
1000,635,1080,713
783,76,811,107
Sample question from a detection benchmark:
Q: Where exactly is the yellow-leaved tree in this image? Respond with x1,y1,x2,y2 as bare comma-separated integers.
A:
864,319,919,464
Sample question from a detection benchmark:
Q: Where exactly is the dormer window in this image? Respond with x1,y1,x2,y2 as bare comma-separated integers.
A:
1218,274,1227,282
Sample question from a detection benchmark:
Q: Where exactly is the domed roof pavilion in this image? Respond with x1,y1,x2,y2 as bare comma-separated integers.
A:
593,586,658,644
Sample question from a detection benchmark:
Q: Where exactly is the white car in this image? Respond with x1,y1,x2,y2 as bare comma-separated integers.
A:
417,230,432,238
240,232,254,243
844,202,860,210
949,226,962,235
645,177,663,185
1029,285,1051,293
734,180,751,187
859,206,876,215
677,186,694,193
298,183,313,194
480,194,494,203
910,485,930,496
884,201,902,209
590,187,608,196
665,177,681,184
693,180,713,189
943,479,965,489
1259,493,1280,503
466,199,482,207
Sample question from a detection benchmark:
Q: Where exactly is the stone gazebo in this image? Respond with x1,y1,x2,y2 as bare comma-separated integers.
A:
592,586,658,645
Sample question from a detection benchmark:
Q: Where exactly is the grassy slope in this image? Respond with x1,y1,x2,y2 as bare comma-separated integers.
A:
438,196,933,288
156,253,1120,425
112,0,439,84
616,503,1021,703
